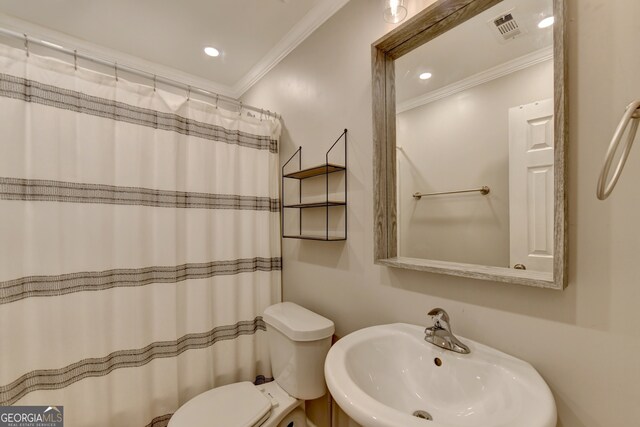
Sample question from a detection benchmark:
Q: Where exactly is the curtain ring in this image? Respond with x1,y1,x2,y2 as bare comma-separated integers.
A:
153,75,157,92
114,62,119,82
24,34,29,57
73,50,78,71
238,102,243,116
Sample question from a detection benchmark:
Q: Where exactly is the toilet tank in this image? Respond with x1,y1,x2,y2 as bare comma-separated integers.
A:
263,302,335,400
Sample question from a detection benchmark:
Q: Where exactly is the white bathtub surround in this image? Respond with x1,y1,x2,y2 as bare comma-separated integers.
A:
0,44,281,426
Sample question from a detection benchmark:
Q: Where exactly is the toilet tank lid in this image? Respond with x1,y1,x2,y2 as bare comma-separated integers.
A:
263,302,334,342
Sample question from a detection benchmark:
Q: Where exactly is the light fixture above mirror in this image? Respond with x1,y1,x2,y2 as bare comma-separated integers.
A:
384,0,408,24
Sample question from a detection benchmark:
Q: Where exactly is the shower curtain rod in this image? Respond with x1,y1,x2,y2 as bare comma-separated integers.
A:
0,27,280,120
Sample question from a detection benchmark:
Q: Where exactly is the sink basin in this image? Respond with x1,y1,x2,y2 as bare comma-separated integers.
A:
324,323,556,427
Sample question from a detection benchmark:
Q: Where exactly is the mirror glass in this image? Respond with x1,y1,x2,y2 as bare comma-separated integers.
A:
394,0,555,274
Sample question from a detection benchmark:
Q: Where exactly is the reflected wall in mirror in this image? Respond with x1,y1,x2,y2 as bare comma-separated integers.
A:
372,0,567,289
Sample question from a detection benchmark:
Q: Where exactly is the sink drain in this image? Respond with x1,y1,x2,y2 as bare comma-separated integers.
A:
412,410,433,421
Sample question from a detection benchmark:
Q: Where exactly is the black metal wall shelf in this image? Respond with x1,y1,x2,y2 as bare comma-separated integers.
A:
281,129,347,241
283,164,346,179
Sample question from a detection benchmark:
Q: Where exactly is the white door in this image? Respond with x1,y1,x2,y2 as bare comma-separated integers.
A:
509,99,554,273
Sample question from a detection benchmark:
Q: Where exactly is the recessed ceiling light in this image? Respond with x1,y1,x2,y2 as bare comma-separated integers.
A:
419,72,432,80
204,47,220,57
538,16,554,29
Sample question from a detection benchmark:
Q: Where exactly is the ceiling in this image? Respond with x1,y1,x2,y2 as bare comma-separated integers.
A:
395,0,553,106
0,0,349,98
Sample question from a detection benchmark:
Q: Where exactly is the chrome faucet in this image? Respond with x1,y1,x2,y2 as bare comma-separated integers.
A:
424,308,470,354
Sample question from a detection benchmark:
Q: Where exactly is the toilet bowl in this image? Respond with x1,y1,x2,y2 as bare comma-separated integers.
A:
168,302,335,427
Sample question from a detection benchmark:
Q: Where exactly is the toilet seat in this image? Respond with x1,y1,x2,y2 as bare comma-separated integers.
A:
169,382,272,427
169,303,332,427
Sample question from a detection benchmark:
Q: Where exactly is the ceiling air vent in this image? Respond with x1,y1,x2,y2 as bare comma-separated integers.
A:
489,10,523,41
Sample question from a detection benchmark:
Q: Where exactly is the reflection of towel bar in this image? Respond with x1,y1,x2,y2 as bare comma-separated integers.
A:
597,100,640,200
413,186,490,200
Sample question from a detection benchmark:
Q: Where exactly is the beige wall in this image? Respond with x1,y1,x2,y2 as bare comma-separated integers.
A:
242,0,640,426
397,60,553,265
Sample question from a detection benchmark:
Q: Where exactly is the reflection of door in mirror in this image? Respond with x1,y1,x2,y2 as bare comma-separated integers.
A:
509,99,554,273
395,0,554,273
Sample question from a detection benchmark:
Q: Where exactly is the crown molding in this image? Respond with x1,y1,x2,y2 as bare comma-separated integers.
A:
397,46,554,114
0,0,351,101
0,13,237,97
232,0,350,97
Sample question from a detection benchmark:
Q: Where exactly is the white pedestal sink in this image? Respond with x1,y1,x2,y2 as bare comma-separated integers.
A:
325,323,556,427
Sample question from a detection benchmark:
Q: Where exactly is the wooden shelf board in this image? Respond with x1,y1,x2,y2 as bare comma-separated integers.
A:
283,235,347,241
283,201,346,209
283,163,346,179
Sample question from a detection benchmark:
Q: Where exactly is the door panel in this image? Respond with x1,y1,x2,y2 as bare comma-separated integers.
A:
509,99,554,272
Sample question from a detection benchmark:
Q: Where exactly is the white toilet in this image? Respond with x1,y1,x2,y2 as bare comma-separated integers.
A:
169,302,335,427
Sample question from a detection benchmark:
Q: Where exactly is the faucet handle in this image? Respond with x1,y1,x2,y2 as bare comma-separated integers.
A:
428,308,451,330
425,308,470,354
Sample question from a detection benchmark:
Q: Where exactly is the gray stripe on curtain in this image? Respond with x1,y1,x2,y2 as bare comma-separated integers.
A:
0,257,282,305
0,318,268,406
0,73,278,153
0,177,280,211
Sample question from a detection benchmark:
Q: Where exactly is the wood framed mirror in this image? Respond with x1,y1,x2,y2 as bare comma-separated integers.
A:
372,0,567,289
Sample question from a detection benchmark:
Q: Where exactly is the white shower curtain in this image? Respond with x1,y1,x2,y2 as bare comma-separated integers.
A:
0,44,281,426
